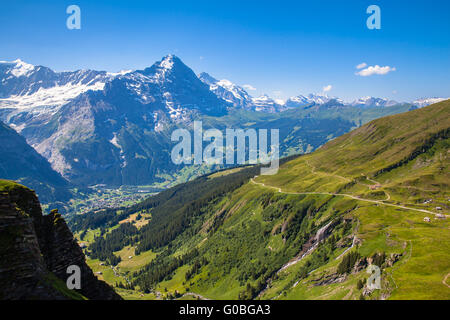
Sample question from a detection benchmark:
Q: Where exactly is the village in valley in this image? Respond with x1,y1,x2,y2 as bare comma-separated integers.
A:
68,185,157,215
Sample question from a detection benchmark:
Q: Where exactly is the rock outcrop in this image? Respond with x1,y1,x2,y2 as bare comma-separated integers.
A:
0,180,121,300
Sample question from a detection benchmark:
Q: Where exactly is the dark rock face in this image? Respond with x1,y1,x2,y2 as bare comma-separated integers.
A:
0,188,61,299
0,183,121,300
312,273,347,287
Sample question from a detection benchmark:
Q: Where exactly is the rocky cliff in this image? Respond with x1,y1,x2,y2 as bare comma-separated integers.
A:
0,180,121,300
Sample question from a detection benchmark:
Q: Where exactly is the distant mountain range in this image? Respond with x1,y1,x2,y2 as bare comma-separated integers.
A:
0,55,229,187
0,55,446,193
197,69,447,112
1,56,443,116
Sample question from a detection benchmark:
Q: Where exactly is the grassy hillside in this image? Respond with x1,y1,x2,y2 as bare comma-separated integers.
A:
71,100,449,300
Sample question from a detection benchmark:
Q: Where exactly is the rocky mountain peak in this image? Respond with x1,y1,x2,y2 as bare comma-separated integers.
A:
142,54,189,78
198,72,218,85
351,96,398,107
0,59,35,77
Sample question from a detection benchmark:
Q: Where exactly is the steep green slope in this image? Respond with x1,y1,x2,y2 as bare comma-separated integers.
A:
256,99,449,208
72,100,449,300
0,121,72,203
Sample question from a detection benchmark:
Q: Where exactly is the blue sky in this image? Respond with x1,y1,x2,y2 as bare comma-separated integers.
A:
1,0,449,101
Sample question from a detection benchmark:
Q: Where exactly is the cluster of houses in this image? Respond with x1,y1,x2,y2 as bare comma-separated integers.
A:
421,198,447,222
423,212,446,223
369,183,382,190
76,193,149,214
421,200,447,222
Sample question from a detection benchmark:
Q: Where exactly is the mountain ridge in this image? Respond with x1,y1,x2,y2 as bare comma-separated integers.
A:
0,56,443,190
0,120,72,202
1,56,444,114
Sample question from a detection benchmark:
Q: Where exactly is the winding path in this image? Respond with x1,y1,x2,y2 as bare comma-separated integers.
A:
250,179,446,217
305,160,351,183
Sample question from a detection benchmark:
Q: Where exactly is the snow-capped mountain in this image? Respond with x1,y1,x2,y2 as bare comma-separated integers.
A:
351,96,398,107
198,72,253,109
0,55,229,186
109,55,229,120
306,94,341,105
412,97,449,108
197,72,430,113
0,55,445,188
0,55,228,120
0,59,110,108
198,72,293,112
251,94,287,113
284,95,311,108
0,59,35,78
285,94,344,108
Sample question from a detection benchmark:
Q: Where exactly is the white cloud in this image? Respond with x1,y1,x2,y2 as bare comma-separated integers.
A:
356,62,367,69
355,65,396,76
243,84,256,91
322,85,332,92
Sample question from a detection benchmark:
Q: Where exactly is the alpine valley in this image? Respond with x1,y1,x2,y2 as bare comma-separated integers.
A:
0,55,449,300
0,55,443,213
67,99,449,300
